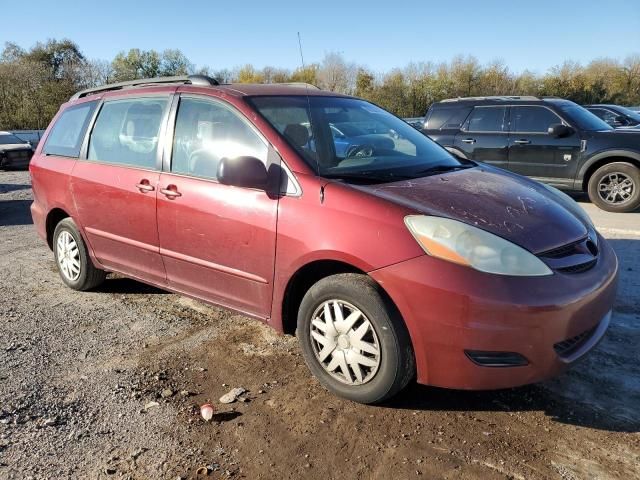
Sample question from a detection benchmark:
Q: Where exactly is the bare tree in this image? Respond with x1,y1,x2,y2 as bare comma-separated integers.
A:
317,52,357,94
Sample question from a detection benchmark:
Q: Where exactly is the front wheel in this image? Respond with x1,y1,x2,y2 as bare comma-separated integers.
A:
53,218,106,291
296,273,414,404
587,162,640,212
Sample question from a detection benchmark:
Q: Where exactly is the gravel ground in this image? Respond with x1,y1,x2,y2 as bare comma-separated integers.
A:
0,170,639,480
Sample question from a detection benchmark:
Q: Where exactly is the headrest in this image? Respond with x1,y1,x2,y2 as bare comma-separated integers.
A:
283,124,310,148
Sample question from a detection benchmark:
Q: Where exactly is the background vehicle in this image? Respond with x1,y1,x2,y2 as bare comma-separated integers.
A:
326,123,396,159
0,131,34,169
30,77,617,404
422,96,640,212
403,117,425,130
11,130,46,150
585,104,640,129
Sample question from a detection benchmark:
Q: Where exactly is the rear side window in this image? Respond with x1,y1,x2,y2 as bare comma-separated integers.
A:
589,108,617,125
467,107,507,132
171,97,267,180
588,108,607,120
88,97,168,169
425,106,471,130
511,106,562,133
42,102,97,157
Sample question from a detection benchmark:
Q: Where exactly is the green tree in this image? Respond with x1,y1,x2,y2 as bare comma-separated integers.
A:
236,64,265,83
111,49,161,81
160,49,193,76
290,64,319,85
450,55,481,97
355,68,375,98
23,38,85,80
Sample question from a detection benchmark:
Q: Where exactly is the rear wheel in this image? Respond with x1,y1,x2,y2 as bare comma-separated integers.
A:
53,218,106,290
587,162,640,212
296,273,414,404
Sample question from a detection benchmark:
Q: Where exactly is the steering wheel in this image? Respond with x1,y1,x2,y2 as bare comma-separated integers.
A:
345,145,374,158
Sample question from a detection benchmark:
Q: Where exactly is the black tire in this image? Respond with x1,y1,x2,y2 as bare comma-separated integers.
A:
53,218,106,291
587,162,640,213
296,273,415,404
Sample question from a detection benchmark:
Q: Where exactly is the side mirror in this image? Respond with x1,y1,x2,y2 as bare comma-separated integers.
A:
548,123,574,138
217,156,268,190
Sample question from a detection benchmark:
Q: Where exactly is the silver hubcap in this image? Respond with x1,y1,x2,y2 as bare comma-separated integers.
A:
598,172,634,205
56,231,81,281
309,300,381,385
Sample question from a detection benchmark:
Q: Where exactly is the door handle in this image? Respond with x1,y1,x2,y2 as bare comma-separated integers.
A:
136,180,155,193
160,185,182,199
514,139,531,145
461,138,476,144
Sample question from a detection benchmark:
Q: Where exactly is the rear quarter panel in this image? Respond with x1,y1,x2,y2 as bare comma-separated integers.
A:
29,101,88,243
29,155,78,244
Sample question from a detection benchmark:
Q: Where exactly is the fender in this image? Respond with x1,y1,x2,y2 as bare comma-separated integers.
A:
577,149,640,181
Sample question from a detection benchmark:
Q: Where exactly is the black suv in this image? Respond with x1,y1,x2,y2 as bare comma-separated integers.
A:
422,96,640,212
585,104,640,129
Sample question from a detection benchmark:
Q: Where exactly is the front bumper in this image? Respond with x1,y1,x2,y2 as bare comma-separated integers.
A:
370,234,618,390
0,149,33,168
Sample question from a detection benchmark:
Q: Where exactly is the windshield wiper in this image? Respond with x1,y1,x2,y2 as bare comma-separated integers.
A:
414,164,473,176
323,164,474,184
322,171,413,184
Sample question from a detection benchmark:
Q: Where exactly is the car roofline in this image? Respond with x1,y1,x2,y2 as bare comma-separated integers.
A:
439,95,541,103
69,75,219,101
70,75,325,102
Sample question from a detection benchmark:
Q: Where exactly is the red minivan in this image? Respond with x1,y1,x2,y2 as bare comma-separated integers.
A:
30,76,618,403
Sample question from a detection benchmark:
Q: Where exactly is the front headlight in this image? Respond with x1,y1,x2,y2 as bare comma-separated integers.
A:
404,215,553,276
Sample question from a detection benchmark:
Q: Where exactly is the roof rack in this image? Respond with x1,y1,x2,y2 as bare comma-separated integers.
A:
69,74,220,101
440,95,540,102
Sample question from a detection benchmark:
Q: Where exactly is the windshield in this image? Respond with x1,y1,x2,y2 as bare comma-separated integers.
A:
556,104,613,131
0,133,27,145
250,96,467,183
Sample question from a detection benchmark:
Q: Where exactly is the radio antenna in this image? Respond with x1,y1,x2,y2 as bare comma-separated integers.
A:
297,32,319,175
297,32,307,73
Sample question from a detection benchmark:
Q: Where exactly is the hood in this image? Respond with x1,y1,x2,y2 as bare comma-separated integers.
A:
352,166,588,254
0,143,31,152
587,128,640,146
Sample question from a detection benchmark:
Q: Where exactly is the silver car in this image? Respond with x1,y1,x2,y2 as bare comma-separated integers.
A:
0,132,34,169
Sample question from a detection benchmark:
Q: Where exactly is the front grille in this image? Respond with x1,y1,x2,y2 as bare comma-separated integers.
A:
539,237,586,258
5,149,32,164
8,150,30,159
538,234,599,274
553,325,597,357
556,259,597,274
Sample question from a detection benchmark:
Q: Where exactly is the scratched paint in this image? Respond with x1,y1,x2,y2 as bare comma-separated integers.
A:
353,165,588,254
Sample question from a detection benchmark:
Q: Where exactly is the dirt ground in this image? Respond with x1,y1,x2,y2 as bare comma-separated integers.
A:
1,170,639,480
